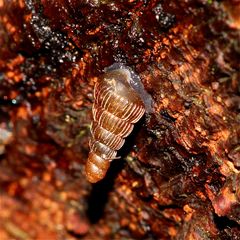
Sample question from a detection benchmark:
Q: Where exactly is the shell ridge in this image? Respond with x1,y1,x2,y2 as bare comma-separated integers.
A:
97,109,105,127
106,91,116,111
93,123,123,150
96,85,111,104
101,88,112,109
105,128,123,149
90,140,117,159
94,106,134,137
110,93,122,116
129,105,144,123
104,128,116,147
122,101,136,120
117,96,130,117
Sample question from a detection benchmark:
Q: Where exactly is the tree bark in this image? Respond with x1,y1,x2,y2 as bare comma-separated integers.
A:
0,0,239,239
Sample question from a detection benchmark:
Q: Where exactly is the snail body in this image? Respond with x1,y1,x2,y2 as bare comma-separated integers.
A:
85,64,152,183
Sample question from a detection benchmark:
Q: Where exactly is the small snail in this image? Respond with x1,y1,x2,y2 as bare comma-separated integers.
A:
85,63,152,183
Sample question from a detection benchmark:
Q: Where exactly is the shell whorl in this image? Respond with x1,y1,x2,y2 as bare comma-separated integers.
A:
85,66,146,183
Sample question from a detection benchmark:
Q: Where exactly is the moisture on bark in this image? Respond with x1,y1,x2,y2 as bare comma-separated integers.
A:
0,0,239,239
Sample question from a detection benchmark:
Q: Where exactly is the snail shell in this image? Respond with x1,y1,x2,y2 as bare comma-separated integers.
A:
85,64,151,183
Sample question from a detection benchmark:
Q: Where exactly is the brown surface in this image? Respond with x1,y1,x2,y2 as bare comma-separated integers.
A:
0,0,239,239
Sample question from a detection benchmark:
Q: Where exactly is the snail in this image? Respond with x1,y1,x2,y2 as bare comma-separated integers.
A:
85,63,152,183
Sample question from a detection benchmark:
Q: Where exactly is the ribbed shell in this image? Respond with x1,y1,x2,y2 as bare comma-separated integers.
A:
85,68,145,183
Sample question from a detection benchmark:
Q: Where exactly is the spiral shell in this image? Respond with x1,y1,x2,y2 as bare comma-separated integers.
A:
85,65,147,183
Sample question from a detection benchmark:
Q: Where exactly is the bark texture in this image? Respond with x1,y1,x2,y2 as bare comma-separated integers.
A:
0,0,239,239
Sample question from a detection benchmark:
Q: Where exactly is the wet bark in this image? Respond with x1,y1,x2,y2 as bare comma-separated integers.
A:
0,0,239,239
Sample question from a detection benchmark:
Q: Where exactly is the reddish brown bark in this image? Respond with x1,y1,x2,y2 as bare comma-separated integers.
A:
0,0,239,239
